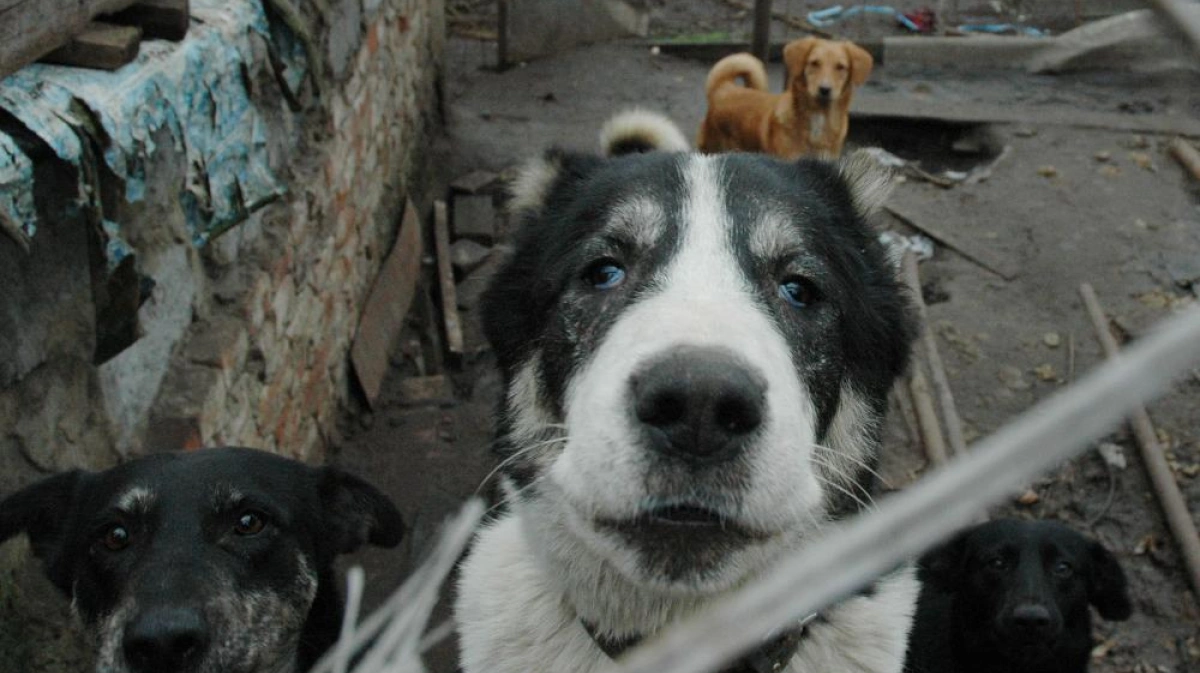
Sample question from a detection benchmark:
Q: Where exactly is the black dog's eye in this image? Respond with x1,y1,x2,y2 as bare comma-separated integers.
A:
101,524,131,552
234,511,267,536
779,276,821,308
1053,560,1074,578
986,556,1008,571
582,259,626,291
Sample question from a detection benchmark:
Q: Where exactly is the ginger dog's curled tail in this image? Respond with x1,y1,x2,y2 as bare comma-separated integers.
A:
599,109,690,156
704,53,769,102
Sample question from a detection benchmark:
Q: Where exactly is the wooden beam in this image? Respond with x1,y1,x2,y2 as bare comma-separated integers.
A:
751,0,772,63
0,0,140,79
40,22,142,71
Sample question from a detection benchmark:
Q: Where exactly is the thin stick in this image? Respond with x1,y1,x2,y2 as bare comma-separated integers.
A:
1079,283,1200,599
1168,138,1200,182
909,370,948,466
902,251,969,456
614,307,1200,673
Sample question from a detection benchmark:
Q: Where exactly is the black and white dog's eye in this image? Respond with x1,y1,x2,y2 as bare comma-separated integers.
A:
986,556,1007,571
101,524,131,552
583,259,627,290
1053,560,1073,578
234,511,267,536
778,276,821,308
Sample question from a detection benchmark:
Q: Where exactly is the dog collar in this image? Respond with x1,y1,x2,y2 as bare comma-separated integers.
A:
581,613,819,673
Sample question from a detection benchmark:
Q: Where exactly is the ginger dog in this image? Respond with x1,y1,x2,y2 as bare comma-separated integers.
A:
698,37,873,159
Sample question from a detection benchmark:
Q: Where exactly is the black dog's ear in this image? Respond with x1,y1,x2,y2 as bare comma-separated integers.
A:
1086,540,1132,621
0,471,84,556
919,531,969,591
0,471,85,593
318,468,405,555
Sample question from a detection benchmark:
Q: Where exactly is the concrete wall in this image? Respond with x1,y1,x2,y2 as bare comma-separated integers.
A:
0,0,442,668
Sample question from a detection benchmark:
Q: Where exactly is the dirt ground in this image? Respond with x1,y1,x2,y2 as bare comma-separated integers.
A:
335,3,1200,672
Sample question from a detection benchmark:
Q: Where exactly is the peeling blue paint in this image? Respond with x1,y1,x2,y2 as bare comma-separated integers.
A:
0,133,37,238
0,0,307,253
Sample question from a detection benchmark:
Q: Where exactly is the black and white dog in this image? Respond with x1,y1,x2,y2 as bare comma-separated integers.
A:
0,447,405,673
454,111,918,673
906,518,1132,673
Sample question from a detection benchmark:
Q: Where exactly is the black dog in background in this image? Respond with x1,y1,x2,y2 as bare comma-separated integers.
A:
0,447,404,673
906,518,1132,673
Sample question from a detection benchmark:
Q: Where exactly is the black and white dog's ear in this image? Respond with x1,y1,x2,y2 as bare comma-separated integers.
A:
1086,540,1132,621
0,470,84,590
919,531,968,590
837,149,895,218
507,150,603,220
318,468,405,555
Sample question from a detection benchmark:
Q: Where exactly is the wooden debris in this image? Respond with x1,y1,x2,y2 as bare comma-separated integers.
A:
0,0,140,80
452,194,497,244
40,22,142,71
886,203,1019,281
1169,138,1200,182
435,200,465,355
1080,282,1200,600
351,199,424,407
106,0,190,41
396,375,455,407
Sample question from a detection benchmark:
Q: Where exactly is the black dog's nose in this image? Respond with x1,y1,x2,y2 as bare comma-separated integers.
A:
123,607,210,672
632,346,766,464
1009,603,1053,633
817,85,833,98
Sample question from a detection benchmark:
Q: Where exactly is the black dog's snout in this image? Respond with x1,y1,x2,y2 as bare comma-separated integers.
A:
1007,602,1054,634
817,85,833,98
632,347,766,464
123,607,210,672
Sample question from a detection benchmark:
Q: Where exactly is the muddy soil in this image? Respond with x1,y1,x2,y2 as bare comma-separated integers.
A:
341,6,1200,671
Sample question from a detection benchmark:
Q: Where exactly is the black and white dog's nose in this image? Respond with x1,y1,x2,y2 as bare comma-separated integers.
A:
631,346,767,464
123,607,210,672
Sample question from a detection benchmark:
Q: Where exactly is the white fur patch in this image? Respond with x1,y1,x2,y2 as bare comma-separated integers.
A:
599,109,690,155
456,514,918,673
508,155,561,217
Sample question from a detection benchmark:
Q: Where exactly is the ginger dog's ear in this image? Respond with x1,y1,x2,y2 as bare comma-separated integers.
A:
846,42,874,87
783,37,819,86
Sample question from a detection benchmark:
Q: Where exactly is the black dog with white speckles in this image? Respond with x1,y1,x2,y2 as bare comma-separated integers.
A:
0,447,404,673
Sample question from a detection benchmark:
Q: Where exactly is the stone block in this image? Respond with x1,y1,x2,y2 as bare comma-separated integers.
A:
452,193,496,243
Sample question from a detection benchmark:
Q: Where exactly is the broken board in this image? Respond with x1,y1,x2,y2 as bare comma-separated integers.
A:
351,199,424,407
41,22,143,71
0,0,140,79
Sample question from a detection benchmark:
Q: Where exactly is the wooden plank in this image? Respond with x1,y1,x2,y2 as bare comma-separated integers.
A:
885,203,1020,281
0,0,140,79
40,22,142,71
351,199,424,407
853,92,1200,138
434,200,465,356
106,0,191,41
